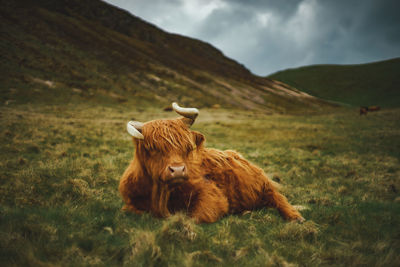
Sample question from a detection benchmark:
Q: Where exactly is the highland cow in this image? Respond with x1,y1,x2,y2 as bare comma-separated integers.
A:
119,103,304,223
360,106,368,115
360,106,381,115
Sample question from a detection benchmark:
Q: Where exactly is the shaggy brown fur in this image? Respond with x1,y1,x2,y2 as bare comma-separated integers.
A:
119,117,304,223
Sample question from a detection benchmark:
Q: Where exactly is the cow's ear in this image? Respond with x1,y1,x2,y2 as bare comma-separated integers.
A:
192,131,205,148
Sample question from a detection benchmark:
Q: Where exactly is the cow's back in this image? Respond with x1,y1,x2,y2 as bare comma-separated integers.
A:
200,148,270,213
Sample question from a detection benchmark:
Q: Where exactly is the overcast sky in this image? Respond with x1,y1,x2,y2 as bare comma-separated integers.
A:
104,0,400,76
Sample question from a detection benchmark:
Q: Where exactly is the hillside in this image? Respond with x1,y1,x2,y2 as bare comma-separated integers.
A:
0,0,331,113
269,58,400,107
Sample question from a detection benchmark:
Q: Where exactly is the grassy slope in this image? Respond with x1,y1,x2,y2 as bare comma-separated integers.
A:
269,58,400,107
1,103,399,266
0,0,331,114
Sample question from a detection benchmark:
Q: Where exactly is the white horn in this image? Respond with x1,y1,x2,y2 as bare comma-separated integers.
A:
127,121,144,139
172,102,199,119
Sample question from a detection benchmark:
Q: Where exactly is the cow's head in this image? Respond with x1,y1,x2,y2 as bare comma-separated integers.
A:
127,103,205,185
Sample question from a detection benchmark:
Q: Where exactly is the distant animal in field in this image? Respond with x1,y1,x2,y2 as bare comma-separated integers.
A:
360,106,381,115
368,106,381,112
119,103,304,223
360,106,368,115
163,105,173,112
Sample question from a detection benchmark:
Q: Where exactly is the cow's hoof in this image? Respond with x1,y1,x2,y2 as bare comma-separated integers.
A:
242,210,251,216
122,205,143,215
296,216,306,224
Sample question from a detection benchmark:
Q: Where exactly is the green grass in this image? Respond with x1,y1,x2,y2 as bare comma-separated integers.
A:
1,102,399,266
269,58,400,107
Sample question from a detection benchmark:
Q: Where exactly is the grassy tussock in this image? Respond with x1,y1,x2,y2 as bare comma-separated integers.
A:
161,214,199,243
126,230,161,265
1,104,399,266
276,221,320,242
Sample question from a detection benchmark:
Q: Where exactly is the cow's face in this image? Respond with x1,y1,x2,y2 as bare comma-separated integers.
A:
127,103,203,185
137,118,204,184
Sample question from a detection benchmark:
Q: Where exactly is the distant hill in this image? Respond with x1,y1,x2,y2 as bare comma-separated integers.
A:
0,0,331,113
269,58,400,107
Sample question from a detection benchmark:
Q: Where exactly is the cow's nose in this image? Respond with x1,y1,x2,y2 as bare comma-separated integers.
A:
168,165,186,178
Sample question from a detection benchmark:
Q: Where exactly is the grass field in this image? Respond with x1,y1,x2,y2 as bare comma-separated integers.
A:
269,58,400,108
1,102,399,266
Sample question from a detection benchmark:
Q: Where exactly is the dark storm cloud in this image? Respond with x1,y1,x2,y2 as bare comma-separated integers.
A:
304,0,400,65
104,0,400,75
228,0,303,17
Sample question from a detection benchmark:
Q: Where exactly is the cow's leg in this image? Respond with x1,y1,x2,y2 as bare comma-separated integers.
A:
151,182,171,218
263,183,304,222
119,175,150,214
189,182,229,223
122,203,144,214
